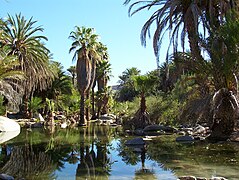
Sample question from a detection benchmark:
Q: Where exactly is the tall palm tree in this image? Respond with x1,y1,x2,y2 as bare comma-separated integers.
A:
117,67,141,101
69,26,99,125
130,74,155,128
124,0,239,87
0,14,55,116
0,49,24,111
67,66,76,87
91,44,110,118
96,60,112,92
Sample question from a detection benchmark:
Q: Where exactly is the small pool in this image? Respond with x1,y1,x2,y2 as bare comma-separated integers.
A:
0,125,238,180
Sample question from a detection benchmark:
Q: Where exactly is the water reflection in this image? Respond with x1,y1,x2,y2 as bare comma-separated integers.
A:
0,126,238,179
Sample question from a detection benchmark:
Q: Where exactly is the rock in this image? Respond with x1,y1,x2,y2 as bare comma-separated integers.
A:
55,114,66,120
31,122,43,128
0,130,20,144
197,178,207,180
176,135,194,142
143,124,177,133
0,116,20,132
178,131,186,136
230,131,239,142
125,137,145,146
99,114,115,121
193,125,206,135
178,176,197,180
39,113,45,122
0,173,14,180
143,124,164,132
134,129,144,136
210,177,228,180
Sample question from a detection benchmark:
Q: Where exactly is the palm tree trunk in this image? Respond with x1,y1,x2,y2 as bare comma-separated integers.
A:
140,92,146,113
91,84,97,119
79,92,86,126
85,91,90,121
209,88,238,141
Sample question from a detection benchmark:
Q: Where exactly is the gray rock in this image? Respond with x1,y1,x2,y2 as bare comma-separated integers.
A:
176,135,194,142
31,122,43,128
134,129,144,136
178,131,186,136
143,124,165,132
125,137,145,146
210,177,228,180
193,125,206,135
178,176,196,180
0,173,14,180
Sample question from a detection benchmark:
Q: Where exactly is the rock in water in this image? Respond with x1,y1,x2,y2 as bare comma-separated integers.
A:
0,116,20,132
176,136,194,142
125,137,145,146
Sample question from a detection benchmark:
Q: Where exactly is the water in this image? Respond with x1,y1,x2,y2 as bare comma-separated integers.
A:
0,124,239,180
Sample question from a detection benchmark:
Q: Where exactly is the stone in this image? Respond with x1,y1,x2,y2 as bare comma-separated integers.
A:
0,130,20,144
210,177,228,180
125,137,145,146
193,125,206,135
178,176,197,180
134,129,144,136
39,113,45,122
176,135,194,142
196,177,207,180
0,116,20,132
31,122,43,128
178,131,186,136
0,173,14,180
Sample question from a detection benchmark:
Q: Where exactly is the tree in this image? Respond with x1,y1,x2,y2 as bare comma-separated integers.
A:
0,14,56,116
0,49,24,111
124,0,239,140
89,42,109,119
42,62,73,111
69,26,99,125
94,60,112,117
117,67,141,101
67,66,76,87
129,74,155,129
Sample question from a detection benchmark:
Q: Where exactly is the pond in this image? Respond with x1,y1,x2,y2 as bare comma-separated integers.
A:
0,124,239,180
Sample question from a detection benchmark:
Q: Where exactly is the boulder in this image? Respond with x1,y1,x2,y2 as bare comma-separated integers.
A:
0,173,14,180
176,135,194,142
178,176,197,180
134,129,144,136
0,130,20,144
32,122,43,128
125,137,145,146
144,124,177,133
193,125,206,135
210,177,228,180
0,116,20,132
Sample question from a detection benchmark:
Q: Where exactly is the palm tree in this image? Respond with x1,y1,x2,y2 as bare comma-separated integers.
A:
125,0,239,140
0,14,56,116
96,60,112,92
69,26,99,125
67,66,76,87
91,44,111,118
117,67,141,101
40,62,73,111
130,74,155,129
0,49,24,111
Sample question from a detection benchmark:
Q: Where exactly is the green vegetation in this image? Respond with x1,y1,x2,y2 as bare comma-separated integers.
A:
0,1,239,141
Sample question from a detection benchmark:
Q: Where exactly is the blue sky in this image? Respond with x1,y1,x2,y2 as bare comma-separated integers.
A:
1,0,166,85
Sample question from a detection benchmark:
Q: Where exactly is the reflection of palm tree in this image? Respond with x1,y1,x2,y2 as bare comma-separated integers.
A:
134,147,157,180
1,145,55,179
66,149,79,164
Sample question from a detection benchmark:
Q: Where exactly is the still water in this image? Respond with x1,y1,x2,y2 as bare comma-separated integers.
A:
0,124,239,180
